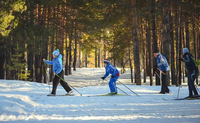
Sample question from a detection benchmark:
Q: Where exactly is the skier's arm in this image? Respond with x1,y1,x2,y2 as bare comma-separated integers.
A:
183,55,191,63
103,71,109,78
157,55,164,67
46,60,53,65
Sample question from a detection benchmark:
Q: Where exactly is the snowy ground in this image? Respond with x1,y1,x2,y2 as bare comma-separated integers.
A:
0,68,200,123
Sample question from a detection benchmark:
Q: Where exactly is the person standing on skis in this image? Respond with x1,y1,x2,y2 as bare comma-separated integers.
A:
153,50,170,94
43,49,73,96
101,59,120,95
179,48,199,98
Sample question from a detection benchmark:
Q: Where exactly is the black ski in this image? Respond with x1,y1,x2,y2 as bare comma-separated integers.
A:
163,97,200,101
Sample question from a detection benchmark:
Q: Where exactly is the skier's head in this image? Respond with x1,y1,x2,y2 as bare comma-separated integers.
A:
52,49,60,58
104,59,110,66
153,50,159,58
183,48,189,55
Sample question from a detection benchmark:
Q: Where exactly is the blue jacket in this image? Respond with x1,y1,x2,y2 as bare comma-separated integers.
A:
46,54,63,74
103,63,119,78
157,54,170,72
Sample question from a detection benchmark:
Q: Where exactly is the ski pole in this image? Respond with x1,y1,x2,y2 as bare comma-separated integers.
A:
195,84,200,94
157,68,172,80
55,74,82,96
44,63,51,93
117,87,130,96
117,80,140,97
157,68,166,75
155,71,160,78
104,79,130,96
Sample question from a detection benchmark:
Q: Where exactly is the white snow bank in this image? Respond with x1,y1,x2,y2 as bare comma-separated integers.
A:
0,79,199,123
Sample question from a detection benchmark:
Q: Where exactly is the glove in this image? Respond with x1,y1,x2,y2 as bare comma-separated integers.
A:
101,77,105,80
111,75,115,78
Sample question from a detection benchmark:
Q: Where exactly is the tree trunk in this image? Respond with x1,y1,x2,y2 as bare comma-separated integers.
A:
69,22,73,75
73,22,77,71
131,0,141,85
129,48,133,83
79,43,82,68
162,0,170,85
151,0,160,85
170,8,176,85
95,47,98,67
85,54,87,68
143,23,146,83
98,38,102,68
0,40,5,79
147,21,153,86
178,6,182,85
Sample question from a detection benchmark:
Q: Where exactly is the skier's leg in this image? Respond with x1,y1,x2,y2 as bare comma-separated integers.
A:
190,70,198,95
111,76,119,93
59,70,72,93
113,76,119,93
161,72,166,93
187,73,193,96
109,78,115,93
51,75,60,94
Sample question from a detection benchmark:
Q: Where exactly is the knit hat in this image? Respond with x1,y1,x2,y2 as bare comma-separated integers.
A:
52,49,60,56
153,50,159,53
104,59,110,64
183,48,189,54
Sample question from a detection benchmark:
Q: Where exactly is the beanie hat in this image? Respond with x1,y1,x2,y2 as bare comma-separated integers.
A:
104,59,110,64
52,49,60,56
153,50,159,53
183,48,189,54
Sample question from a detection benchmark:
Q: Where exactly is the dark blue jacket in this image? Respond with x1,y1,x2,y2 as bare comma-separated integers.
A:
183,53,198,73
157,54,170,72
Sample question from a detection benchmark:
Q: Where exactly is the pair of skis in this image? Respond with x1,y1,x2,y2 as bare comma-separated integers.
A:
50,93,126,97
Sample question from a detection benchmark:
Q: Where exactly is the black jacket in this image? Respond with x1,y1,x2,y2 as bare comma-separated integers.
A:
183,53,198,73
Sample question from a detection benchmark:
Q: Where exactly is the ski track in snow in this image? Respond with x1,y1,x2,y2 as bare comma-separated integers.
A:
0,68,200,123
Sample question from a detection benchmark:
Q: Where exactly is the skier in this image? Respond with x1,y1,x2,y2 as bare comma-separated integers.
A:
43,49,73,96
178,48,199,98
153,50,170,94
101,59,119,95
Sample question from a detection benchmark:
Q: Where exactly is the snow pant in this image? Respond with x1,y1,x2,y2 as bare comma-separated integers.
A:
109,76,119,93
161,71,170,93
187,69,198,96
51,70,72,94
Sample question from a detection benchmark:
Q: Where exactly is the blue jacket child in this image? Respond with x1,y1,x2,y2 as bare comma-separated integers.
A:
101,59,119,94
43,49,72,96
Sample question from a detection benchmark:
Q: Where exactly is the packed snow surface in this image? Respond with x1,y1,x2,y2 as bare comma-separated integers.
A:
0,68,200,123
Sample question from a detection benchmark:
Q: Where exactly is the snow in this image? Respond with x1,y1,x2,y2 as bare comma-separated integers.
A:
0,68,200,123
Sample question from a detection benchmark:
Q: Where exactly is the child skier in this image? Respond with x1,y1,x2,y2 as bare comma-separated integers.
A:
43,49,73,96
153,50,170,94
179,48,199,98
101,59,120,95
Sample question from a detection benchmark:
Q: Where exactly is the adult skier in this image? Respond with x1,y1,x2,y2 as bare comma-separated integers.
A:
43,49,73,96
101,59,120,95
153,50,170,94
179,48,199,98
